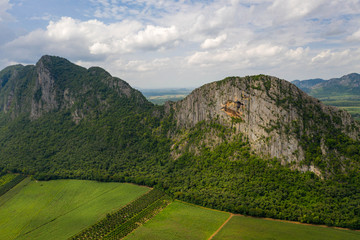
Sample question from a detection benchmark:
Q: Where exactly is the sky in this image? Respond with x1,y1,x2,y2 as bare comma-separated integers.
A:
0,0,360,88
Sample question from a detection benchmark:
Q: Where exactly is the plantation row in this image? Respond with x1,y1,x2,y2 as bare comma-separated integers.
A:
70,188,171,240
0,174,25,197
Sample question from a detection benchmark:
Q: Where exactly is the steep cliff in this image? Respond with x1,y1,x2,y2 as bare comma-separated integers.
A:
168,75,360,175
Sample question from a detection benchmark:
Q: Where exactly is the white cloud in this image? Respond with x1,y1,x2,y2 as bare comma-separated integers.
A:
201,34,227,49
268,0,326,21
188,43,306,68
0,0,13,22
45,18,179,53
347,29,360,41
127,25,180,51
4,16,180,62
311,49,359,66
124,58,170,72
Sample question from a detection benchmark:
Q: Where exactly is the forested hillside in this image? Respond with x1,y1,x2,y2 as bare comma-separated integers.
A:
0,56,359,229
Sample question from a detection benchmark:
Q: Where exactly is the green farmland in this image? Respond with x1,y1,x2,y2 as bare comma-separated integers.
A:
0,178,149,240
126,201,360,240
312,93,360,120
212,215,360,240
125,200,230,240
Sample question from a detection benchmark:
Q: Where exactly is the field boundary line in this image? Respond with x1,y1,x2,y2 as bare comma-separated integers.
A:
208,213,233,240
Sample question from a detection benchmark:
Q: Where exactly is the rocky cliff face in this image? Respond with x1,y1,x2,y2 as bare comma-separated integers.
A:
31,56,59,118
168,75,360,174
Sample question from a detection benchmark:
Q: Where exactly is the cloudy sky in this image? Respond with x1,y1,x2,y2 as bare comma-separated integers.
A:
1,0,360,88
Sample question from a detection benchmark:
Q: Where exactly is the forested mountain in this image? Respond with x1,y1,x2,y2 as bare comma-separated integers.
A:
0,56,359,229
293,73,360,120
293,73,360,96
291,78,325,93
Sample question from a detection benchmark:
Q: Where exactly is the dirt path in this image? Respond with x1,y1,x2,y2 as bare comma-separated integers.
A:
208,214,233,240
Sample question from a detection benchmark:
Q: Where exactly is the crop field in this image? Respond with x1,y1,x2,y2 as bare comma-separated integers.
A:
315,94,360,120
125,201,359,240
0,178,149,240
212,215,360,240
125,200,230,240
147,94,189,105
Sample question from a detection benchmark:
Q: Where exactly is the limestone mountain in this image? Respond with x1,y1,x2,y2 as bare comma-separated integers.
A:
0,55,165,177
0,55,148,122
168,75,360,176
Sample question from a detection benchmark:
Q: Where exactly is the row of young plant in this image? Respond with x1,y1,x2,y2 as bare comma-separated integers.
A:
70,188,171,240
103,195,171,240
0,174,25,197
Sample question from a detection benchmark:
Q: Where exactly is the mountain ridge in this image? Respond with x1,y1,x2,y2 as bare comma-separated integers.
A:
293,73,360,93
293,73,360,120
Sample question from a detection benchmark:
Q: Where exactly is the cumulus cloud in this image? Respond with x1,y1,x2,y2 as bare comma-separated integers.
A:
4,16,180,62
201,34,227,49
124,58,170,72
311,49,359,66
188,43,307,68
268,0,326,21
347,29,360,41
127,25,179,51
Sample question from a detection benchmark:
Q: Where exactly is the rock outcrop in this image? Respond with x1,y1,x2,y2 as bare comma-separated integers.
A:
168,75,360,173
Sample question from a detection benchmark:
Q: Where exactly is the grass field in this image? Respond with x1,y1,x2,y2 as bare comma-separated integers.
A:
212,215,360,240
0,178,149,240
313,94,360,120
124,200,230,240
0,173,16,186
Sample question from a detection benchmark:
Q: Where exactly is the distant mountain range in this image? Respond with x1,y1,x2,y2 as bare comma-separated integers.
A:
293,73,360,94
292,73,360,119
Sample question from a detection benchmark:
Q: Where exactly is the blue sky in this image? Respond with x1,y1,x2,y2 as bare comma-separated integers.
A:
1,0,360,88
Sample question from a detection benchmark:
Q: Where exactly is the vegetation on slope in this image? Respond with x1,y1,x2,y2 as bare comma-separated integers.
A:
163,121,360,229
